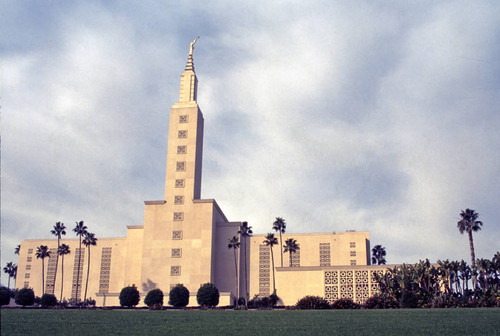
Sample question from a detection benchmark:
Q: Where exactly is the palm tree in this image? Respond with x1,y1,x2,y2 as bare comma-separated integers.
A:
272,217,286,267
457,208,483,288
14,244,20,255
35,245,51,295
3,262,15,289
263,233,278,294
283,238,300,267
73,220,88,301
50,221,66,297
82,232,97,302
238,221,252,303
58,244,71,302
11,265,18,288
371,245,387,265
227,236,240,300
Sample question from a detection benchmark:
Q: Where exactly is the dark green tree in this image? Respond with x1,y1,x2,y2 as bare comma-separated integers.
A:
238,221,252,304
371,245,387,265
35,245,51,295
145,288,164,308
14,244,21,255
82,232,97,302
272,217,286,267
15,288,35,307
119,285,140,307
0,286,10,306
283,238,300,267
58,244,71,302
41,293,58,308
196,283,219,307
228,236,240,299
50,221,66,298
263,233,278,294
169,284,190,308
73,220,88,301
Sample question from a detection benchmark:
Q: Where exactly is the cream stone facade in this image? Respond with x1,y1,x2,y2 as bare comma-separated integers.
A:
15,46,382,307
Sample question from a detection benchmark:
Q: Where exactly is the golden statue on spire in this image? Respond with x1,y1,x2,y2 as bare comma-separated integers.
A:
189,36,199,57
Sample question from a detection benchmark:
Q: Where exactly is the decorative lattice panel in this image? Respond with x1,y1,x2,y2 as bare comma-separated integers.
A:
99,247,112,293
45,248,58,294
290,245,300,267
324,271,339,303
71,248,85,300
319,243,331,266
259,245,270,297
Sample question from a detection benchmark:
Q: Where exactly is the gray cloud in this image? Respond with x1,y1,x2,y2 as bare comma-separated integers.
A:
2,1,499,285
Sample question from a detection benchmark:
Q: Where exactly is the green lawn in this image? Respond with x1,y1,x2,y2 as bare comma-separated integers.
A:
1,308,499,336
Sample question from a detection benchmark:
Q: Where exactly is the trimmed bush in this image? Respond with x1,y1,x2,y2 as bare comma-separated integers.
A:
169,284,189,308
41,293,58,308
145,288,164,308
363,294,400,309
330,298,360,309
296,295,330,309
0,287,10,306
15,288,35,307
196,283,219,307
119,285,140,307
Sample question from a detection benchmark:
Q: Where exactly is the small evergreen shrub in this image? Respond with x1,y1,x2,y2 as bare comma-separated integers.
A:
296,295,330,309
363,294,400,309
145,288,164,308
247,294,276,309
0,287,10,306
41,293,58,308
196,283,219,307
330,298,361,309
169,284,189,308
119,285,140,307
15,288,35,307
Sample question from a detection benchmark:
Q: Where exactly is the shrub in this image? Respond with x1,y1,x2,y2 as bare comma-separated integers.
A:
400,290,419,308
41,293,58,308
15,288,35,307
0,287,10,306
364,294,400,309
169,284,189,308
119,285,140,307
247,294,279,309
145,288,164,308
196,283,219,307
296,295,330,309
330,298,360,309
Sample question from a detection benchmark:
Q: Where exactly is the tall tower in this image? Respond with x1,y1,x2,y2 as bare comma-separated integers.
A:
164,50,204,202
138,40,240,299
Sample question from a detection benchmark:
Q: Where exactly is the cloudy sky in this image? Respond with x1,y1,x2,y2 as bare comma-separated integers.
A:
1,1,499,286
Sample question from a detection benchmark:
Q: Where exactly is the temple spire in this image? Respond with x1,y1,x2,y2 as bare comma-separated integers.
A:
177,37,199,103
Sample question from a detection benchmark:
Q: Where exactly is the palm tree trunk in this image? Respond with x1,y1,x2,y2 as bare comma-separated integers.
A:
84,246,90,302
244,238,248,304
42,259,45,296
54,237,60,298
76,237,82,301
60,255,65,302
468,231,477,288
279,232,283,268
233,248,238,301
270,245,276,294
7,277,10,290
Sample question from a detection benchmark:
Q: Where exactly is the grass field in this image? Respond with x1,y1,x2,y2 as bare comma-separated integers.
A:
1,308,499,336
